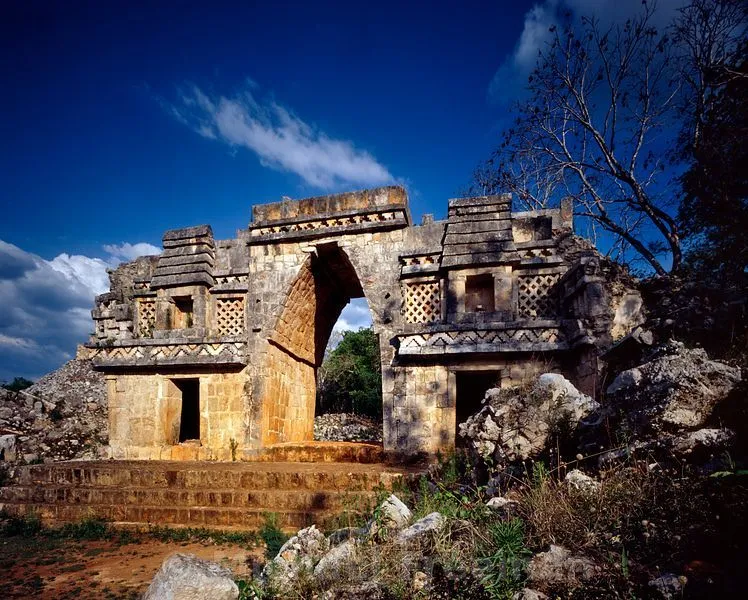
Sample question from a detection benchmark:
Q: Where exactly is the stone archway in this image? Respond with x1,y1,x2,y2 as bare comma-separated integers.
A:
260,242,370,445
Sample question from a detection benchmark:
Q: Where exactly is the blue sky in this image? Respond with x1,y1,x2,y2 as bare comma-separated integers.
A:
0,0,687,380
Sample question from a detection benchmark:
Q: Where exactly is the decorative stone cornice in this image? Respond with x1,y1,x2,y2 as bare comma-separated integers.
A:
86,339,246,369
395,324,567,356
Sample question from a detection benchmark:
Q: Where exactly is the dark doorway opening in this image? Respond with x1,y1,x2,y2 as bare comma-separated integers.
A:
455,371,499,446
175,379,200,442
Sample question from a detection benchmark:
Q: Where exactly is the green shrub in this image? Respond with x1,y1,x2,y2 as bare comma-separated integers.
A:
478,519,531,599
259,513,288,560
1,512,43,536
59,516,112,540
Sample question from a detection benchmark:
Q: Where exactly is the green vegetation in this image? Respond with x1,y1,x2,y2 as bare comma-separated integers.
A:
258,513,288,560
317,326,382,419
1,376,34,392
0,511,259,548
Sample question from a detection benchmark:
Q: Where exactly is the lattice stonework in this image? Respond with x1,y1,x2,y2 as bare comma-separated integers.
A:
216,297,245,336
404,281,441,324
518,274,560,318
137,300,156,337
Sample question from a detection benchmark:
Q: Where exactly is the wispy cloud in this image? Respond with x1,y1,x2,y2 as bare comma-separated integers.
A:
0,240,160,381
165,83,395,189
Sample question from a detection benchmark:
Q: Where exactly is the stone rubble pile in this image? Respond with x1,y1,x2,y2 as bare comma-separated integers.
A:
313,413,383,443
458,373,599,463
259,494,448,598
0,359,107,464
602,341,742,468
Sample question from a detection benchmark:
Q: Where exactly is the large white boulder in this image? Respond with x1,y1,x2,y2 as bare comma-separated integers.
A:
143,553,239,600
459,374,599,463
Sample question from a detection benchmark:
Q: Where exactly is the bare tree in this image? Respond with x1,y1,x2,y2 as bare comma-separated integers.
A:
674,0,747,156
476,1,748,274
478,2,745,274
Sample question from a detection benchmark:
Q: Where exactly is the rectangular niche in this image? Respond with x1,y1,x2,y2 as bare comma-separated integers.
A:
465,274,495,313
171,296,194,329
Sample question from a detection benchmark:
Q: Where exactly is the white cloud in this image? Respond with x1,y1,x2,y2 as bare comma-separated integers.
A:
489,0,688,103
333,298,373,335
103,242,161,262
47,253,112,297
0,239,160,381
167,83,395,190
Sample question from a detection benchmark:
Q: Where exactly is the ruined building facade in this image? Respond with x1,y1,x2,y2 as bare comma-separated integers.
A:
81,187,641,460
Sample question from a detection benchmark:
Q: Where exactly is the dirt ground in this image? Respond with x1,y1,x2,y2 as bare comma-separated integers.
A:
0,533,261,599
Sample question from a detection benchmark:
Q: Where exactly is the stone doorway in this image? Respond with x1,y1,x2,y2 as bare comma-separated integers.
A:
175,379,200,442
455,370,499,446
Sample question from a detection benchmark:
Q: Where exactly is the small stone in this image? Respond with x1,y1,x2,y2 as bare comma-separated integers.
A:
648,573,686,599
396,512,445,545
412,571,428,592
313,539,357,582
512,589,548,600
565,470,600,494
369,494,412,535
527,545,598,589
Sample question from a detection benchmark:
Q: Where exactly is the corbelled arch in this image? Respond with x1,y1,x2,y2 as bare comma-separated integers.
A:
259,242,375,445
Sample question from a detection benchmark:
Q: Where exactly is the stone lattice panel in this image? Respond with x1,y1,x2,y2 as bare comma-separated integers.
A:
216,297,245,336
137,300,156,337
518,274,560,319
404,281,441,324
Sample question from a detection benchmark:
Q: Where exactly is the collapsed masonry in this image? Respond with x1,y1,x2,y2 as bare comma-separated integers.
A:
80,186,642,460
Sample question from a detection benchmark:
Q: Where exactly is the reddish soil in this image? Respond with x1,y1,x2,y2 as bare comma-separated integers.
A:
0,535,260,599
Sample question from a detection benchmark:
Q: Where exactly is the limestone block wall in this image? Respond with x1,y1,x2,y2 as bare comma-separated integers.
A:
261,343,316,444
390,356,560,453
107,370,248,460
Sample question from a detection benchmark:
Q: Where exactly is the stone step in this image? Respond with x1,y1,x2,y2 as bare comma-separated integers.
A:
255,441,385,463
0,459,416,531
0,486,379,512
10,461,402,491
1,502,351,531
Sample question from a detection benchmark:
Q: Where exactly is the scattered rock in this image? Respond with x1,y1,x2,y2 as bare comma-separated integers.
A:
368,494,411,536
0,434,17,462
396,512,446,545
486,496,519,516
564,470,600,494
459,374,599,463
314,538,358,582
527,545,599,590
262,525,329,593
314,413,382,443
319,581,384,599
606,343,741,433
512,589,549,600
143,553,239,600
648,573,687,599
412,571,429,592
672,428,735,456
0,359,107,464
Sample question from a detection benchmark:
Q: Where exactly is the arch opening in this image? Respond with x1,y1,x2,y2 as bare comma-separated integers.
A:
261,243,381,445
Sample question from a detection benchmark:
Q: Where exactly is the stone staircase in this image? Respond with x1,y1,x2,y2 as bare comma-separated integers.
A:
0,444,418,531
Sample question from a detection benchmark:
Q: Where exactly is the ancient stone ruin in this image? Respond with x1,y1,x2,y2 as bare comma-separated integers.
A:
80,186,640,460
